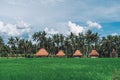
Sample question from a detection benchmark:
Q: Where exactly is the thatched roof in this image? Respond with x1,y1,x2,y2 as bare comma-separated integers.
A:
56,50,65,57
89,50,99,56
73,50,82,57
35,48,49,57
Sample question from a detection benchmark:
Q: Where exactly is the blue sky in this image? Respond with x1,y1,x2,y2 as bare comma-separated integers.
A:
0,0,120,39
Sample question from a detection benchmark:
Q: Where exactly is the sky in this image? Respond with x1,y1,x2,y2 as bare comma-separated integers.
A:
0,0,120,40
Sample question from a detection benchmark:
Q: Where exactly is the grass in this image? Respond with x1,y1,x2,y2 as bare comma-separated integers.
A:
0,58,120,80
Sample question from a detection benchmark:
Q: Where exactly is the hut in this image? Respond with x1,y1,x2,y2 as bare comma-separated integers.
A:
73,50,83,58
89,50,99,58
35,48,49,57
110,49,118,58
56,50,66,57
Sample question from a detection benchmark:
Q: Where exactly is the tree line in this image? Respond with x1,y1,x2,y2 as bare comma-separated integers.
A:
0,30,120,57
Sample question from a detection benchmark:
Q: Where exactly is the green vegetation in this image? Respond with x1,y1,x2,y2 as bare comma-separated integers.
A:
0,58,120,80
0,30,120,58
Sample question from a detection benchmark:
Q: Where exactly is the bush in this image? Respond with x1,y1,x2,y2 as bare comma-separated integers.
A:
25,54,34,58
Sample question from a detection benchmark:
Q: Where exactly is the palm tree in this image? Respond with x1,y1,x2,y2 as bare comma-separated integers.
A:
8,37,15,47
0,36,4,57
45,37,54,56
113,35,120,56
59,34,65,50
64,37,72,57
91,33,99,49
52,34,61,53
32,31,47,49
2,45,10,57
18,39,33,57
85,30,93,57
7,37,16,56
66,32,76,57
101,35,114,57
77,33,85,56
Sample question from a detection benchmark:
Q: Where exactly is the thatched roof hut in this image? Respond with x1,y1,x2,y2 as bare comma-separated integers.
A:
89,50,99,58
73,50,83,57
35,48,49,57
56,50,66,57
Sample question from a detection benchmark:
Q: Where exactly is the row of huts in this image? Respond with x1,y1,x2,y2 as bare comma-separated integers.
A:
35,48,100,58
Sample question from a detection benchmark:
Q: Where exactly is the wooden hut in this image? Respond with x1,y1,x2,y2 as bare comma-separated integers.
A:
56,50,66,57
110,49,118,58
89,50,99,58
73,50,83,58
35,48,49,57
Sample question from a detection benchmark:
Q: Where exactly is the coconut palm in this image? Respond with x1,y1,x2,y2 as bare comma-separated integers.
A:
77,33,85,55
59,34,65,50
32,31,47,49
0,36,4,57
101,35,114,57
85,30,93,57
52,34,61,53
7,37,17,56
64,37,73,57
91,33,99,49
18,39,33,57
45,37,54,56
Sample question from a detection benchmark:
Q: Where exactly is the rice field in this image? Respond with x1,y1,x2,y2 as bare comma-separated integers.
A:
0,58,120,80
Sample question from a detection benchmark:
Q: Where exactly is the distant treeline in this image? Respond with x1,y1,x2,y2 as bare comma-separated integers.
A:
0,30,120,57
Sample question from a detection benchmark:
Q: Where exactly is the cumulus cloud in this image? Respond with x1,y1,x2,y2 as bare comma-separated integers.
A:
87,21,102,29
0,21,5,32
44,27,59,35
111,33,118,36
68,21,102,35
0,21,20,36
5,24,20,36
68,21,84,35
16,20,31,29
0,20,31,36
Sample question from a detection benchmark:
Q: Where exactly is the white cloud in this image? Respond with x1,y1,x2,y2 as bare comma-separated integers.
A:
0,0,120,38
16,20,31,29
0,21,20,36
111,33,118,36
87,21,102,29
0,19,102,38
68,21,102,35
0,21,4,32
5,24,20,36
68,21,84,35
44,27,59,35
0,20,31,36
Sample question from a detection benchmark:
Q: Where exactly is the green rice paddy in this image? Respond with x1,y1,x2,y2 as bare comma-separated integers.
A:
0,58,120,80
